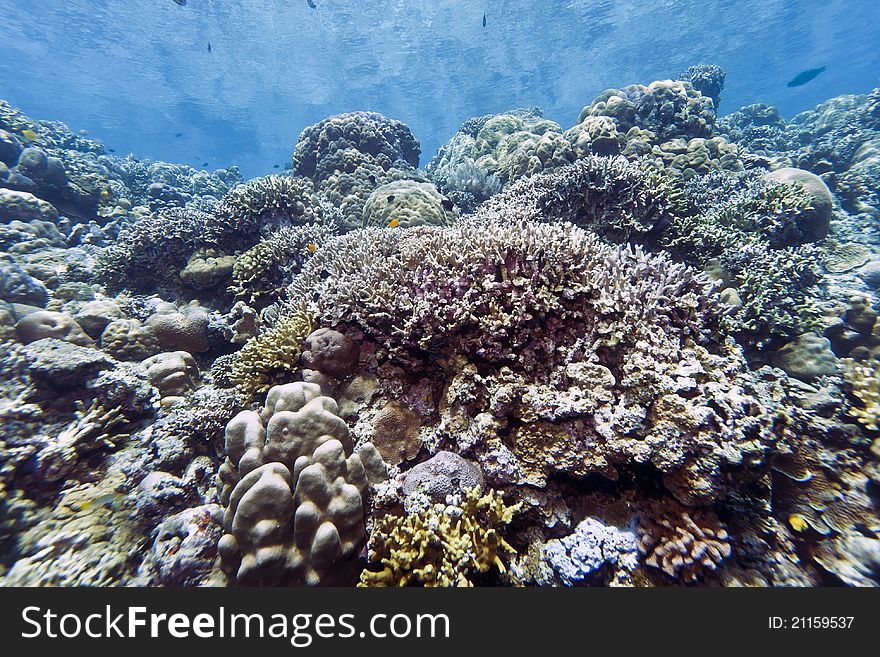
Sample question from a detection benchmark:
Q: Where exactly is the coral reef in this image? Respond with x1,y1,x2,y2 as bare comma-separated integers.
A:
2,78,880,590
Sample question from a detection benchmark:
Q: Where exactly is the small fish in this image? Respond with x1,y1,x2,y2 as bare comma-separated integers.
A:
388,218,400,228
307,243,318,253
172,0,186,6
80,492,122,511
786,66,826,88
202,162,209,167
482,13,486,28
273,164,280,169
386,195,395,203
441,199,455,212
208,42,212,53
78,129,88,136
307,0,317,8
175,132,183,137
21,129,38,141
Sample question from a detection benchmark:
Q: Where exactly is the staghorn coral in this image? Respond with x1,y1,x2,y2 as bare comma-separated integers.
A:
637,500,732,583
95,176,328,294
36,400,128,482
214,174,326,236
359,488,520,587
723,242,823,345
472,155,685,243
217,382,387,585
270,216,798,505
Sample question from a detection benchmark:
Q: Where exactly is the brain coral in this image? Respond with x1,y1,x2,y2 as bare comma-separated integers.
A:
362,179,458,228
217,382,387,585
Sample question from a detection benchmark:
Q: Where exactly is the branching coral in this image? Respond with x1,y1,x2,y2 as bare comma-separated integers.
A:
474,155,685,243
227,303,314,397
359,488,520,587
37,400,127,482
95,176,328,294
663,170,824,345
231,223,335,307
844,357,880,431
637,500,731,583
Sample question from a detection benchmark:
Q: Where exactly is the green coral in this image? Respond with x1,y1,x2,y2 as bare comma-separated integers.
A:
231,224,334,307
228,304,314,397
359,488,520,587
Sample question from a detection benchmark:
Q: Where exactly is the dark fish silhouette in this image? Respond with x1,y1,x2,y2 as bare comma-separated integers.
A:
273,164,280,169
202,162,209,167
108,148,116,153
482,13,486,27
787,66,826,88
173,0,186,6
307,0,317,8
207,43,212,53
175,132,183,137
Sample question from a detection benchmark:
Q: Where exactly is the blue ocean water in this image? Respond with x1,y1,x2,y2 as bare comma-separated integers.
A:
0,0,877,177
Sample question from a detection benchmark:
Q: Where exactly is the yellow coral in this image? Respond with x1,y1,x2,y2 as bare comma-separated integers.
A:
359,488,520,587
844,357,880,431
228,304,313,397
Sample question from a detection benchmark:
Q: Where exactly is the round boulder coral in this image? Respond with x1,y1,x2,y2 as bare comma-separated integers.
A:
764,167,833,242
362,180,458,228
300,328,360,377
16,310,93,346
402,451,485,504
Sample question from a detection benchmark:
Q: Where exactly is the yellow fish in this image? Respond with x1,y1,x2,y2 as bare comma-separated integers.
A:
788,513,809,533
79,492,123,511
307,243,317,253
388,218,400,228
21,129,38,141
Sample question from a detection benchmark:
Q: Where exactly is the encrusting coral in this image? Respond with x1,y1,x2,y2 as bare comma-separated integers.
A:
359,488,520,587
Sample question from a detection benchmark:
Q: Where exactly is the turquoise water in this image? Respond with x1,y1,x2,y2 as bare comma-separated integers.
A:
0,0,877,176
